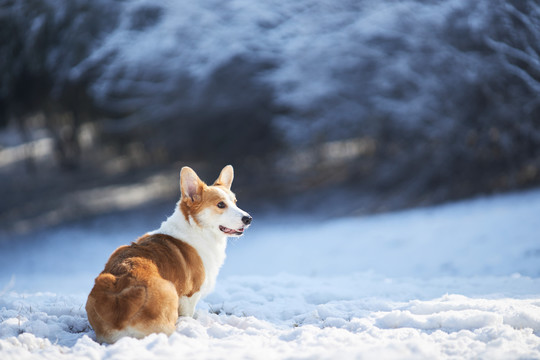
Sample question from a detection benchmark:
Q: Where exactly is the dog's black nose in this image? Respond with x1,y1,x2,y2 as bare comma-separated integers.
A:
242,215,252,225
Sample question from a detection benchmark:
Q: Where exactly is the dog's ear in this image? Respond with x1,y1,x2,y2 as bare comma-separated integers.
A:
180,167,203,201
214,165,234,189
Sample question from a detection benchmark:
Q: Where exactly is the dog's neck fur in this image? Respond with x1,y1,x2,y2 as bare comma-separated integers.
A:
150,201,228,297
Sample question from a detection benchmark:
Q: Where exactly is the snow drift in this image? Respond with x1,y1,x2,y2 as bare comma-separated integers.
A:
1,189,540,359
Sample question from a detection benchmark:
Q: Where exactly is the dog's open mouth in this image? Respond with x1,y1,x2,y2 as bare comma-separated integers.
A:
219,225,244,236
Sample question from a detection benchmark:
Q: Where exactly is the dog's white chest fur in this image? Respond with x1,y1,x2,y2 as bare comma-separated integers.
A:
151,206,228,300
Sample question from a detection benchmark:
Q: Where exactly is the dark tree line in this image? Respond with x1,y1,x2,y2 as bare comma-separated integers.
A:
0,0,122,169
1,0,539,207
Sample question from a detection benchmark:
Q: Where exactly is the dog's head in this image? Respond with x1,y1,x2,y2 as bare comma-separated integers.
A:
179,165,252,237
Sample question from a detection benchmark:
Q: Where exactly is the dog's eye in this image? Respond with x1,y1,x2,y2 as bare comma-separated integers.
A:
217,202,226,209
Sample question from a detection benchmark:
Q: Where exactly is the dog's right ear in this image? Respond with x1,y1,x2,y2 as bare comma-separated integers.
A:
180,167,203,202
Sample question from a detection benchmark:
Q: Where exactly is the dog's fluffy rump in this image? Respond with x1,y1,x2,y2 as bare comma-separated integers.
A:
86,165,251,344
86,234,204,343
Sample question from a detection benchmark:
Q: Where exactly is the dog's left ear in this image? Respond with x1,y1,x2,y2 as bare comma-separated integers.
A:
214,165,234,189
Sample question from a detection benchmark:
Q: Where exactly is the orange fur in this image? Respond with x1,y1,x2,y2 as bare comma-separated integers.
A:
180,185,237,222
86,234,205,343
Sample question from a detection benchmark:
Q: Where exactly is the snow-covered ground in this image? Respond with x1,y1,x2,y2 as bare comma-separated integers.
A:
1,189,540,359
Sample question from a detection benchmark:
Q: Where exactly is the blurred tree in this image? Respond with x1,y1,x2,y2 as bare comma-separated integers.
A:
0,0,121,169
270,0,540,202
0,0,538,209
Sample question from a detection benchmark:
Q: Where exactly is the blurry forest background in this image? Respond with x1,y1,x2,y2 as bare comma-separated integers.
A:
1,0,539,233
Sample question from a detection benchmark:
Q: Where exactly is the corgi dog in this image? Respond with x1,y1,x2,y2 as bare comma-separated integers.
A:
86,165,252,344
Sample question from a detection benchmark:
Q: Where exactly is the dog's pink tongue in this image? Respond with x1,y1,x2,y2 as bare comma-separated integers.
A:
220,225,236,234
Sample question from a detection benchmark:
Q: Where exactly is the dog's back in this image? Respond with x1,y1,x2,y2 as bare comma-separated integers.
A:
86,234,205,343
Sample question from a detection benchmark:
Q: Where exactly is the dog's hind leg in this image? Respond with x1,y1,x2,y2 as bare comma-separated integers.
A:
178,292,202,317
132,276,179,336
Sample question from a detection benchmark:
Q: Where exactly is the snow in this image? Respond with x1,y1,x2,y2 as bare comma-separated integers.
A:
1,189,540,359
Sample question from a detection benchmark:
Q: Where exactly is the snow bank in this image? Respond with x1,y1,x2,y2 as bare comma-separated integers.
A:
222,188,540,279
1,278,539,359
0,293,89,348
1,189,540,358
2,188,540,294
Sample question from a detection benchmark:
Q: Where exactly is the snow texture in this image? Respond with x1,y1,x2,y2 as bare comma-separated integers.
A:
1,189,540,359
